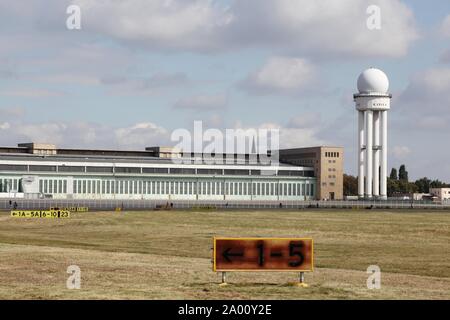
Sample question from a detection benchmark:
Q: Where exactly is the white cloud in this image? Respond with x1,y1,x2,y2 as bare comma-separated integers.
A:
74,0,233,52
389,67,450,181
69,0,417,57
279,128,327,149
115,122,169,148
391,146,411,159
230,0,417,58
230,120,326,151
15,123,68,144
0,120,170,151
397,68,450,130
0,122,11,130
0,35,138,91
173,93,228,110
0,117,325,153
240,57,317,95
441,14,450,37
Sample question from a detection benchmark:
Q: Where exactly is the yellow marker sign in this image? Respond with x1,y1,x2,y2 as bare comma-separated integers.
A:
11,210,71,219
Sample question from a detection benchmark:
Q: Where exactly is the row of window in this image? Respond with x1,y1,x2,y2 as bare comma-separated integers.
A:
39,179,68,194
50,179,316,197
1,176,315,197
293,159,314,166
325,152,340,158
0,164,313,177
0,178,22,192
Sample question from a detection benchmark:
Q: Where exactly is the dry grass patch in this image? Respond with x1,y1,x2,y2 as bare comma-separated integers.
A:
0,209,449,299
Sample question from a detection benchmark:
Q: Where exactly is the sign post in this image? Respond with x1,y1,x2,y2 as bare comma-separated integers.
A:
213,237,313,286
298,271,306,288
221,272,227,287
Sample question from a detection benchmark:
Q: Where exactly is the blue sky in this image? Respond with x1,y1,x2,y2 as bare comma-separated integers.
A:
1,0,450,181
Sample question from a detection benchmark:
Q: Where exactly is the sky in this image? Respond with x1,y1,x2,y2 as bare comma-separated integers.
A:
0,0,450,181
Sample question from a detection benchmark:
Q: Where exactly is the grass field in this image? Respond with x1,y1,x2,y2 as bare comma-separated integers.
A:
0,209,449,299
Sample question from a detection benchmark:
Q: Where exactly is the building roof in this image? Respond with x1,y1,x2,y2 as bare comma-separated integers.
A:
0,142,344,170
0,152,314,170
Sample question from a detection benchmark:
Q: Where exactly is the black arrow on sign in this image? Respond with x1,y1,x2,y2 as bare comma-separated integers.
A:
222,248,244,262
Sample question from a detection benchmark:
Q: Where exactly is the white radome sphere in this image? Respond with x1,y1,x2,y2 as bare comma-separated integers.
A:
357,68,389,94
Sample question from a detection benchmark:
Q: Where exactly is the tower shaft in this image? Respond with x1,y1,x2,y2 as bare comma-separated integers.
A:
373,111,380,197
365,110,373,198
358,111,365,198
380,110,388,199
354,94,391,200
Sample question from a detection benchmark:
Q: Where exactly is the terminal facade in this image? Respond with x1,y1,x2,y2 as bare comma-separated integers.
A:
279,146,344,200
0,143,343,201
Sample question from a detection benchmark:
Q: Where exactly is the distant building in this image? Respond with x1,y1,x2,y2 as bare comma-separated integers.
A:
413,193,435,201
429,188,450,202
390,193,411,201
0,142,345,201
279,146,344,200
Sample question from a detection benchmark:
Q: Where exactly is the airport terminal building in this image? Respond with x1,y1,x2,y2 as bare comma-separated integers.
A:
0,143,343,202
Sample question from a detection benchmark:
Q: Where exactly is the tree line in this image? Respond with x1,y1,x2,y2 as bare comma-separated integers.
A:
344,165,450,196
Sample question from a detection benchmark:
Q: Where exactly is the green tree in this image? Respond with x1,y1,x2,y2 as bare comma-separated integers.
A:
387,178,399,197
429,180,450,189
388,178,418,196
415,177,431,193
399,180,418,194
390,168,398,180
343,174,358,196
399,165,408,182
410,183,419,193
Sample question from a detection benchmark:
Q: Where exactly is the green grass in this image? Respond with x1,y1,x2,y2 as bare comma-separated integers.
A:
0,209,449,299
